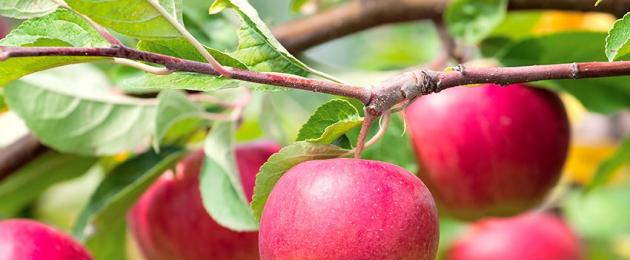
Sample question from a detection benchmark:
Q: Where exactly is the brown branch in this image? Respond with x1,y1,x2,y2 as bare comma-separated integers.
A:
0,46,372,103
3,46,630,114
0,134,46,181
274,0,630,53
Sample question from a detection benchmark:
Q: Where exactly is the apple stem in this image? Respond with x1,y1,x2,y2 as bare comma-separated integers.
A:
354,112,377,159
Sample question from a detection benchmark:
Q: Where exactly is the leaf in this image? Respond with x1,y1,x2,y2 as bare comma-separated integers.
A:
137,39,247,68
65,0,184,40
595,0,604,6
565,185,630,240
0,9,110,86
121,39,257,92
5,65,157,156
0,89,6,112
154,90,204,149
260,91,330,144
210,0,336,80
499,32,630,113
0,151,96,217
72,147,186,260
587,137,630,191
251,141,349,220
290,0,309,11
201,122,258,231
0,0,58,19
445,0,508,43
346,114,418,173
605,12,630,61
296,99,363,144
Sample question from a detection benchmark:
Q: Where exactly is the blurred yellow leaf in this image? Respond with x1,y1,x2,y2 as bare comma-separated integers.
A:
533,11,615,35
563,144,627,185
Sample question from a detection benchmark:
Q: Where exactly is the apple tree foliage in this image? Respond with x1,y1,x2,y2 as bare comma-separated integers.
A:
0,0,628,259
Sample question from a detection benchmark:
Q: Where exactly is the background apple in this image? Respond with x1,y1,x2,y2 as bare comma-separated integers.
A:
128,141,280,260
0,219,92,260
447,213,582,260
405,84,570,220
0,17,8,39
259,158,439,260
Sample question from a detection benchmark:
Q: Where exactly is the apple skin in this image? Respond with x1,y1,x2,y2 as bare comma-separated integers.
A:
0,219,92,260
405,84,570,220
259,158,439,260
128,141,280,260
447,213,583,260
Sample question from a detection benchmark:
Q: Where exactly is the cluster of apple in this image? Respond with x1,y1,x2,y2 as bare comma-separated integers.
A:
0,84,581,259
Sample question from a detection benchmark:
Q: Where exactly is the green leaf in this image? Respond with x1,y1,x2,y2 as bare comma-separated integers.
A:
346,114,418,173
296,99,363,144
499,32,630,113
260,91,330,144
565,185,630,240
445,0,508,43
121,39,255,92
606,12,630,61
0,9,110,86
5,65,157,156
587,137,630,191
0,0,58,19
290,0,308,11
201,122,258,231
65,0,184,40
0,89,6,112
251,141,349,220
154,90,204,149
210,0,335,80
72,147,186,260
137,39,247,68
0,151,96,217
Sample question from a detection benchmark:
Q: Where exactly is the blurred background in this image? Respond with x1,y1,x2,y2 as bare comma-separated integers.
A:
0,0,629,259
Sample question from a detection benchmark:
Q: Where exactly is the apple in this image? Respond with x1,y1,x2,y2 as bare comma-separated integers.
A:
259,158,439,260
0,219,92,260
128,141,280,260
0,17,8,39
405,84,570,220
447,213,582,260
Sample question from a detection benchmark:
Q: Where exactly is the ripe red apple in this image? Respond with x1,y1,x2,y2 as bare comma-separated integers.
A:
448,213,582,260
405,84,570,220
259,158,439,260
128,141,280,260
0,219,92,260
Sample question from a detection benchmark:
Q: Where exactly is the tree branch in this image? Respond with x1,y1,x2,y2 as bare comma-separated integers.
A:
274,0,630,53
0,134,46,181
0,46,372,104
3,45,630,114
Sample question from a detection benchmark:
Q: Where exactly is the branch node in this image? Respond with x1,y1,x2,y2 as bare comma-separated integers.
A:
454,64,466,75
570,62,579,79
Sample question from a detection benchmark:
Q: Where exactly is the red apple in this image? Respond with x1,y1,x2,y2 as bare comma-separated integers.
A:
0,17,8,39
448,213,582,260
405,84,570,220
0,219,92,260
128,141,280,260
259,158,439,260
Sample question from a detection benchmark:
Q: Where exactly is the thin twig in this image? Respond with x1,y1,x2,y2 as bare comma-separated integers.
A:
112,58,172,75
146,0,231,77
0,46,372,103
